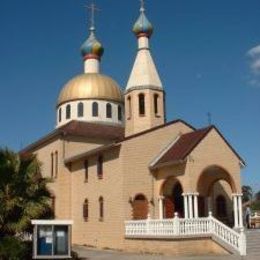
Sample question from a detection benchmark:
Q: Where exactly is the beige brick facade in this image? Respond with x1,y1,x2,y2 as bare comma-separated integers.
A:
25,119,244,255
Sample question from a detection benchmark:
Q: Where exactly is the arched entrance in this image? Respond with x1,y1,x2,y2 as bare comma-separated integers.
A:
132,194,149,220
197,165,237,226
161,178,184,218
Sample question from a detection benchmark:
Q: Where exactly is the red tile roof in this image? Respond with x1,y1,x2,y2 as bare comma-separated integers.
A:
20,121,124,154
151,126,245,169
154,127,212,166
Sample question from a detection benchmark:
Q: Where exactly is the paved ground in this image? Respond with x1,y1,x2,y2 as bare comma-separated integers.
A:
73,246,260,260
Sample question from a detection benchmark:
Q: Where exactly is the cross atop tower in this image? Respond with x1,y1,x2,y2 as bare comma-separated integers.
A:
86,2,100,31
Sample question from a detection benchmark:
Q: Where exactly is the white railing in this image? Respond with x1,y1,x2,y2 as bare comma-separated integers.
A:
125,212,246,256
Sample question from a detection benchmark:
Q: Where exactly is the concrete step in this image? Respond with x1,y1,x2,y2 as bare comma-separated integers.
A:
246,230,260,255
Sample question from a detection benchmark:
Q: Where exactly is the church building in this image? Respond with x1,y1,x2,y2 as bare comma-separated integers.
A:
22,2,246,256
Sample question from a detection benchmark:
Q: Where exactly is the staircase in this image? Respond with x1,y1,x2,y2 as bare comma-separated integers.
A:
246,230,260,256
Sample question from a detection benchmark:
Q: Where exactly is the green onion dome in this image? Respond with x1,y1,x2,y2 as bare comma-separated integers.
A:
80,29,104,60
133,10,153,38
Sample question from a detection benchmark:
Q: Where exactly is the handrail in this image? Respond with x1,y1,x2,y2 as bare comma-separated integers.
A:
125,213,246,256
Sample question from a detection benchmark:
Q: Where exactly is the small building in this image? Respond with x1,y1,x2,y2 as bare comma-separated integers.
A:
22,2,246,256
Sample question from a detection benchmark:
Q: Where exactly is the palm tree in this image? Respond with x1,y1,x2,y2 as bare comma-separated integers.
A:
242,185,253,203
0,148,52,238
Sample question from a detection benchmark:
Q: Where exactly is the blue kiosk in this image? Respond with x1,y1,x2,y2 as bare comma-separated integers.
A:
31,220,73,259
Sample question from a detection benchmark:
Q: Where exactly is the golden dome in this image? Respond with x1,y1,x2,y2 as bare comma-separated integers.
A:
57,73,123,106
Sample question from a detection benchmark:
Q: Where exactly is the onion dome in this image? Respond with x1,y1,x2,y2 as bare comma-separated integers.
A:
57,73,123,106
133,7,153,38
80,29,104,60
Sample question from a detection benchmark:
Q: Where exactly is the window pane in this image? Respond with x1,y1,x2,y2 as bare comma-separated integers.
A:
97,156,103,179
118,105,122,121
54,226,68,256
78,102,84,117
154,94,158,115
83,200,88,220
139,94,145,115
92,102,98,117
59,108,62,122
66,105,71,119
127,96,131,119
37,225,53,256
106,103,112,118
99,197,104,220
84,160,88,182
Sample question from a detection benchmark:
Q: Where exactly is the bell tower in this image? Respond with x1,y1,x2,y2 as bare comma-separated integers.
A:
125,1,165,137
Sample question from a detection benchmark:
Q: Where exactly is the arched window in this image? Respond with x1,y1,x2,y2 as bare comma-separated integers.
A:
127,96,132,119
132,194,149,220
83,199,89,222
216,195,227,218
55,151,58,178
51,153,54,178
138,94,145,116
78,102,84,117
97,155,103,179
51,195,56,216
84,160,88,183
106,103,112,118
154,94,159,115
58,108,62,122
118,105,122,121
99,197,104,221
66,105,71,119
92,102,98,117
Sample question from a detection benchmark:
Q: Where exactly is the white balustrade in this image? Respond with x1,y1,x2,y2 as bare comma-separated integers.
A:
125,213,246,256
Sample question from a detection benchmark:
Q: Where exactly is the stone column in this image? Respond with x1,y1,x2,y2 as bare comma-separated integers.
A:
238,194,243,228
188,194,193,219
158,196,164,220
194,193,199,218
182,193,188,219
207,196,212,213
232,194,239,228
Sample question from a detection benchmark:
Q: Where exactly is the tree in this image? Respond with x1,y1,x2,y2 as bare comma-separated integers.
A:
242,185,253,203
255,191,260,201
0,148,52,238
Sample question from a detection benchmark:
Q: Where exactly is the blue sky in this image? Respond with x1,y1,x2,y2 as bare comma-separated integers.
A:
0,0,259,192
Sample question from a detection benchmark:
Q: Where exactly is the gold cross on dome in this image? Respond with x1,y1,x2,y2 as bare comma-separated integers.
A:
86,2,100,30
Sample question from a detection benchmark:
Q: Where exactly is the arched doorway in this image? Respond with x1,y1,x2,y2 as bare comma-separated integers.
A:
197,165,236,226
216,195,227,219
132,194,149,220
161,179,184,218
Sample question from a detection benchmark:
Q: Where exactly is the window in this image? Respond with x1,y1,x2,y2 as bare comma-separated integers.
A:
66,105,71,119
118,105,122,121
78,102,84,117
58,108,62,122
51,195,56,216
92,102,98,117
83,199,89,221
55,151,58,178
138,94,145,116
127,96,132,119
99,197,104,221
97,155,103,179
84,160,88,182
106,103,112,118
154,94,159,115
51,153,54,178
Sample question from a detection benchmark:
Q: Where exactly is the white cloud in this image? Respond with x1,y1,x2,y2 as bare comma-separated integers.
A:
247,45,260,58
251,59,260,75
247,45,260,86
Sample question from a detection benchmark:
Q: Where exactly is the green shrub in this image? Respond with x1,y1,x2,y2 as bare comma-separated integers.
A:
0,237,32,260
